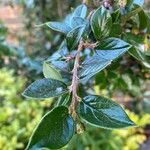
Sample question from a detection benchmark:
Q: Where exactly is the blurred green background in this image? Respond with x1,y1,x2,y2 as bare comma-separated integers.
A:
0,0,150,150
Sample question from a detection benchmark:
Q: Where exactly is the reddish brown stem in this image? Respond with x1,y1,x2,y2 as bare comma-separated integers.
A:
69,40,84,118
69,40,98,118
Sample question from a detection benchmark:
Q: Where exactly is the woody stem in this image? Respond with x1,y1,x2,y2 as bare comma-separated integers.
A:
69,40,84,118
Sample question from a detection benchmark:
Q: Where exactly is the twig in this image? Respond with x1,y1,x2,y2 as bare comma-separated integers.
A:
69,40,84,118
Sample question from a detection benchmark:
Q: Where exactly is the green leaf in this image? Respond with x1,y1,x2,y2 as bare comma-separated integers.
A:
147,15,150,34
26,106,75,149
41,4,87,34
123,33,150,67
56,93,71,106
0,43,14,56
110,23,122,37
129,47,150,67
78,95,136,129
121,5,142,24
46,22,72,34
66,25,85,50
73,4,87,18
91,6,112,40
79,54,111,83
22,78,68,99
96,38,131,58
138,9,148,31
43,61,63,81
124,32,145,44
79,38,131,82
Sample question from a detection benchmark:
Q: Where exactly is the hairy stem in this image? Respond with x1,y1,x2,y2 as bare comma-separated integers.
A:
69,40,84,118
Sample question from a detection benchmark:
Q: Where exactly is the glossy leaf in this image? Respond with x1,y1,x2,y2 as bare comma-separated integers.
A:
57,93,71,106
73,4,87,18
43,61,63,81
129,47,150,67
26,106,74,149
123,33,150,66
22,78,68,99
79,54,111,83
91,6,112,40
71,17,87,28
46,22,71,34
66,25,85,50
96,38,131,60
80,38,131,82
78,95,136,129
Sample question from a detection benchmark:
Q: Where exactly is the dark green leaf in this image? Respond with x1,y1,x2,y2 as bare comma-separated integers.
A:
123,33,150,67
43,61,63,81
46,22,72,34
110,23,122,37
124,32,145,44
0,43,14,56
78,95,136,129
22,78,68,99
138,9,148,31
147,14,150,34
96,37,130,50
129,47,150,67
56,93,71,106
79,54,111,83
79,38,131,82
91,6,112,40
26,106,74,149
66,25,85,50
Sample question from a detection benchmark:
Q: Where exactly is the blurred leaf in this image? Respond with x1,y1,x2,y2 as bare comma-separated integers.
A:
0,43,15,57
133,0,144,6
138,9,147,31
